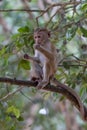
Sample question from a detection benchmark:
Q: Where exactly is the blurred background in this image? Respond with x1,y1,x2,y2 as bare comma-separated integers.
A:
0,0,87,130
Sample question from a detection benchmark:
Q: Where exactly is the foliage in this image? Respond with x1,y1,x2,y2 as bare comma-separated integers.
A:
0,0,87,130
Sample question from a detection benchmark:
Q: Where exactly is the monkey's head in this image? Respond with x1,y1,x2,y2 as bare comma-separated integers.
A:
34,28,50,45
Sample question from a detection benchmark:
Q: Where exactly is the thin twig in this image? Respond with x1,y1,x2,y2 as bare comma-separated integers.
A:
0,86,24,102
36,1,81,26
59,64,87,67
45,8,61,27
20,90,33,102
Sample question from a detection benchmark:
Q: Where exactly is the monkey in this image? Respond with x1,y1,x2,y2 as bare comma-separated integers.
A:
24,27,85,121
24,27,58,88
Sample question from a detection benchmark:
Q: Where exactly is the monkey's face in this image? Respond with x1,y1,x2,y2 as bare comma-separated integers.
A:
34,31,49,45
34,32,42,44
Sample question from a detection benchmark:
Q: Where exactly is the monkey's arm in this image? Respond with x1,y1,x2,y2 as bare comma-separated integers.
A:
34,44,53,60
24,54,40,63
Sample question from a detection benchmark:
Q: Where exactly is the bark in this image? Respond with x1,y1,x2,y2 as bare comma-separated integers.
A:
0,77,87,121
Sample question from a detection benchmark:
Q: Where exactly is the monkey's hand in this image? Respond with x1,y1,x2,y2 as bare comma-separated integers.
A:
34,44,41,50
24,54,40,63
24,54,30,59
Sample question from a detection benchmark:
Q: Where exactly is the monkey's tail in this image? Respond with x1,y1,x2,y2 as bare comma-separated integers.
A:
52,78,86,121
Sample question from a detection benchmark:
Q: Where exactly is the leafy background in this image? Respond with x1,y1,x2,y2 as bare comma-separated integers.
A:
0,0,87,130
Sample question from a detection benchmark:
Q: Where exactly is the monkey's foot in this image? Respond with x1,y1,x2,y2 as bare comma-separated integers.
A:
37,80,48,89
31,77,40,82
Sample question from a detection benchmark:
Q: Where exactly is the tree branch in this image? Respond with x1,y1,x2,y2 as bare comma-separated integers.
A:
36,1,81,26
0,1,81,13
0,9,45,12
0,77,87,121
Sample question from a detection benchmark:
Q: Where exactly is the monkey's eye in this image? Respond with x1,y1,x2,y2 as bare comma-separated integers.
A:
38,36,41,38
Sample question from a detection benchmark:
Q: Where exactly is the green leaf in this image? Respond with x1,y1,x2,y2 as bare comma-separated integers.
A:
80,26,87,37
0,47,6,56
18,26,30,33
66,26,77,40
11,33,20,40
16,41,25,48
7,106,20,118
18,59,30,70
10,126,15,130
17,116,24,121
81,3,87,11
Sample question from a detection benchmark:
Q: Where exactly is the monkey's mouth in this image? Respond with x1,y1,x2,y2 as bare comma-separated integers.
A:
38,42,41,44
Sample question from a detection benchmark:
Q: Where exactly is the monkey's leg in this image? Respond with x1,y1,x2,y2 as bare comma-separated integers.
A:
37,62,50,89
30,62,43,82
